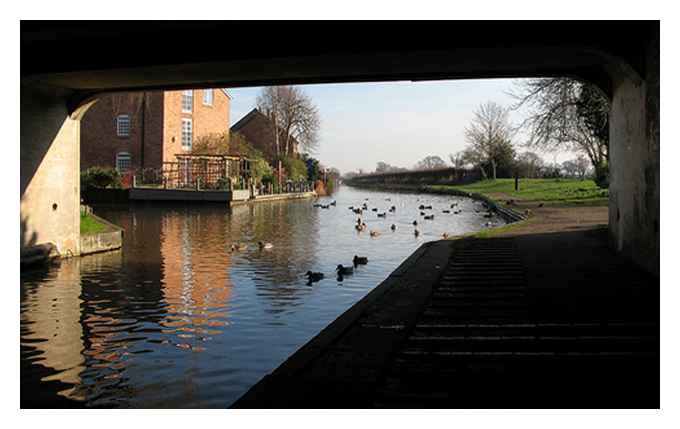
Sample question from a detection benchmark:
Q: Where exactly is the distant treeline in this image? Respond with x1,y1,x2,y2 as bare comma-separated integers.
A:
345,167,481,187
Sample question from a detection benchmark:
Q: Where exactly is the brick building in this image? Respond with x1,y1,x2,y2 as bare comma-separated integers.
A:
80,89,231,172
230,108,298,165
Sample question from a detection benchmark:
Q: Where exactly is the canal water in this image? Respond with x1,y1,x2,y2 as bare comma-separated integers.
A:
20,185,505,408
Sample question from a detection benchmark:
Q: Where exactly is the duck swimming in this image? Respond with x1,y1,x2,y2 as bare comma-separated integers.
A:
412,220,418,226
377,212,386,218
306,271,324,283
353,255,368,265
424,214,434,220
230,243,248,252
336,264,354,275
442,232,449,239
369,230,380,237
414,228,420,237
390,224,397,231
258,241,274,250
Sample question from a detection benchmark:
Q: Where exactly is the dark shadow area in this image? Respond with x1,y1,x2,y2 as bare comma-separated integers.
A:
234,227,659,408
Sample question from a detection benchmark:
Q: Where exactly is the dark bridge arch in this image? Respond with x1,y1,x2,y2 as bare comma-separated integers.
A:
20,21,659,274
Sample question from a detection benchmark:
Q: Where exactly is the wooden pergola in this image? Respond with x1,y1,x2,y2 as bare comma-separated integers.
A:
161,154,253,189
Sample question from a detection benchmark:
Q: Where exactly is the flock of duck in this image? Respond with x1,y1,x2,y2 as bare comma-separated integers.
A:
229,194,501,286
301,195,501,285
345,197,496,239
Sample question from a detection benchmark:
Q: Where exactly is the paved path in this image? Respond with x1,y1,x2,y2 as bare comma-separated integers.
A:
233,204,659,408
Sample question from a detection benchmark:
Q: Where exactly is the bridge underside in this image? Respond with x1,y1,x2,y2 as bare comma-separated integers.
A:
20,21,659,275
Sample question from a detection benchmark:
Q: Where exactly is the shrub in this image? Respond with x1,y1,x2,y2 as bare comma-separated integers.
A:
251,158,273,184
279,156,308,181
81,166,122,191
594,161,609,189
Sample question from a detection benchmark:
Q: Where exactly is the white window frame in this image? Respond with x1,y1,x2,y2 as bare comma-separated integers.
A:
181,90,193,113
116,152,132,172
181,118,193,150
203,89,214,106
116,114,130,137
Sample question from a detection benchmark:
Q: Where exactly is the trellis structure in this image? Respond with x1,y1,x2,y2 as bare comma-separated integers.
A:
154,154,253,190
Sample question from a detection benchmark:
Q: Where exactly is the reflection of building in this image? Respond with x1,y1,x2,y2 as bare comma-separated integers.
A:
21,250,127,404
20,259,86,401
81,89,231,173
159,209,234,344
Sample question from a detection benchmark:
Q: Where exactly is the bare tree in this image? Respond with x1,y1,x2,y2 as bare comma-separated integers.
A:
256,85,321,158
414,155,448,171
510,78,609,174
561,159,578,178
449,152,467,169
375,161,408,174
574,155,590,179
464,101,514,180
515,151,544,178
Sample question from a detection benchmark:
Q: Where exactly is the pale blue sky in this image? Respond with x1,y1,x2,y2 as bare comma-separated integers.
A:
228,79,568,174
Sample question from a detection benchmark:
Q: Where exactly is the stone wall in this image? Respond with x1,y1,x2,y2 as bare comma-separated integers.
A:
608,32,660,276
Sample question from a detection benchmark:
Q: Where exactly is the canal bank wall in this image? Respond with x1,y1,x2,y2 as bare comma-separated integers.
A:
80,212,123,256
231,191,316,205
345,182,525,223
232,238,455,408
84,187,316,207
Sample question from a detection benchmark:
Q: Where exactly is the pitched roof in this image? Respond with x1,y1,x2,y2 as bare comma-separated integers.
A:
230,108,266,132
230,107,302,151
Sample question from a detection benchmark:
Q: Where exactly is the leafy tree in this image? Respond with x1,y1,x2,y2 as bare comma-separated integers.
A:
279,155,308,181
414,155,448,170
301,153,321,182
251,158,273,183
510,78,609,187
464,101,514,180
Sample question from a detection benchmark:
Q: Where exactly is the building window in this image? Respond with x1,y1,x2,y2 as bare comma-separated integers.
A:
203,89,214,106
181,90,193,113
116,115,130,137
116,152,132,172
181,119,193,149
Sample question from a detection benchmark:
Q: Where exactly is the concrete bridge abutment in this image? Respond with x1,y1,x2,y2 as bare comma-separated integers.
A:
20,85,82,257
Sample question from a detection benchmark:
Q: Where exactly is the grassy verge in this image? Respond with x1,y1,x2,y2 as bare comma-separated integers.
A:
426,178,608,205
80,212,108,235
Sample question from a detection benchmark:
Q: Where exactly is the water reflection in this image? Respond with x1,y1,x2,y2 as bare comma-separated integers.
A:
21,186,503,407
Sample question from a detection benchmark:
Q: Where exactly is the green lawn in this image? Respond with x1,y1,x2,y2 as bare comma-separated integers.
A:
80,212,108,234
426,178,608,204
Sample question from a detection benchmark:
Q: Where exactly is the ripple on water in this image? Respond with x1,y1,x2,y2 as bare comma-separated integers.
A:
20,186,502,407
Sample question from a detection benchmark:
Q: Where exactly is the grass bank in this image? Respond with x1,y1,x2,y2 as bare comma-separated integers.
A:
80,212,109,234
425,178,608,205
